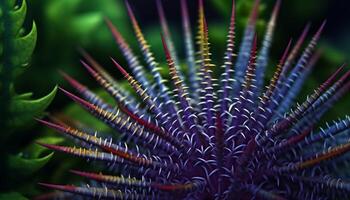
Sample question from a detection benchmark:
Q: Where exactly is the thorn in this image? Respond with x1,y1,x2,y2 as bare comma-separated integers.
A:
105,17,124,44
203,14,208,34
285,23,311,69
79,49,105,73
313,20,327,40
248,0,260,25
36,142,60,150
272,0,281,19
111,58,129,77
230,0,236,22
69,170,104,181
156,0,167,33
70,169,92,177
59,70,86,92
181,0,189,24
198,0,204,11
280,39,293,66
296,23,311,47
38,182,76,192
338,67,350,84
80,60,97,76
253,33,258,50
160,33,171,60
326,64,346,85
35,118,66,133
59,87,95,111
125,0,137,25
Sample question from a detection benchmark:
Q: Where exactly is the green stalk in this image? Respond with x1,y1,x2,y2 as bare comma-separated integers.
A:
0,0,14,133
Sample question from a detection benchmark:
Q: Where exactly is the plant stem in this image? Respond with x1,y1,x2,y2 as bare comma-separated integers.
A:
0,0,14,135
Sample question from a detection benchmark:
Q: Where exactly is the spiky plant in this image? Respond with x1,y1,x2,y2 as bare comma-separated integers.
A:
37,0,350,199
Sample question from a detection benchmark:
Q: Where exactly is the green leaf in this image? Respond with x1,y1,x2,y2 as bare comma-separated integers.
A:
7,86,57,129
70,12,104,45
1,0,55,133
7,152,54,176
210,0,231,16
12,22,37,75
71,12,103,35
13,92,33,100
210,0,266,17
0,0,58,196
46,0,83,23
9,0,27,35
320,43,347,64
26,136,65,158
0,192,28,200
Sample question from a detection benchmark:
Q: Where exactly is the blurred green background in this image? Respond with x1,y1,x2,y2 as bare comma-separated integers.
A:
0,0,349,199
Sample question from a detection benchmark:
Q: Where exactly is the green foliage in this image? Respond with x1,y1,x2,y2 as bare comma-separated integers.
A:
0,192,28,200
7,152,54,177
211,0,266,17
5,137,64,178
21,0,131,95
0,0,133,196
43,0,129,47
0,0,57,135
0,0,57,197
8,87,57,129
